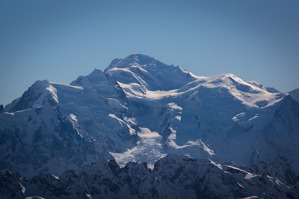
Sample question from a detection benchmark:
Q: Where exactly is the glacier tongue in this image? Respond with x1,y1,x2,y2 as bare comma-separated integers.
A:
110,127,166,169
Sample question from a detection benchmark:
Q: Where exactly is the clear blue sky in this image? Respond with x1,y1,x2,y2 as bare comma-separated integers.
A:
1,0,299,106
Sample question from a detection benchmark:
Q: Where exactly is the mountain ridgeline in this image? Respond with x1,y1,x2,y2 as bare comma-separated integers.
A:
1,54,298,198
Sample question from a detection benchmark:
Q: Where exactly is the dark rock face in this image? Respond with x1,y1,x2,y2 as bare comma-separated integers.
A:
1,155,298,199
0,170,26,199
0,105,3,113
0,94,108,178
254,96,299,171
290,88,299,103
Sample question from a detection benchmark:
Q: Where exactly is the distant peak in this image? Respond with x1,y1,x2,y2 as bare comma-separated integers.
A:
218,73,238,79
105,54,158,72
30,80,50,91
125,54,156,62
90,68,104,75
70,68,106,87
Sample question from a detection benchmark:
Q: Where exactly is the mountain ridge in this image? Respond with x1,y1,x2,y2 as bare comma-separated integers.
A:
1,155,299,199
1,54,298,178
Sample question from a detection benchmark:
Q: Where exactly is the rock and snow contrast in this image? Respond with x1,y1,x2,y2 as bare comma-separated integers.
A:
1,155,299,199
0,54,298,198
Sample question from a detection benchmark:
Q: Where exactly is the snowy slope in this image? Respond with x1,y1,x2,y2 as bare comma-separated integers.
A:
102,54,287,169
254,96,299,170
1,54,298,178
0,80,109,177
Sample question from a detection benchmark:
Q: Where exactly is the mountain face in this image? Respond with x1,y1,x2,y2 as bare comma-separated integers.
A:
254,96,299,170
1,155,299,199
0,54,298,179
290,88,299,103
0,80,109,177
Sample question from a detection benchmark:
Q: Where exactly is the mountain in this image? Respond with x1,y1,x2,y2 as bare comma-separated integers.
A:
0,54,298,179
0,80,109,177
290,88,299,103
254,95,299,170
1,155,299,199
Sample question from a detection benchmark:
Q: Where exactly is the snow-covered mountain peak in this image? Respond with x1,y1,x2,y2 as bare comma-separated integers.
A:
4,80,56,112
70,68,109,89
207,73,262,91
185,73,285,108
1,53,298,181
105,54,158,71
101,55,284,108
104,54,197,93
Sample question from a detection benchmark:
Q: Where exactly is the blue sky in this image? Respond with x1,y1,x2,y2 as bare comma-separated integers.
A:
1,0,299,105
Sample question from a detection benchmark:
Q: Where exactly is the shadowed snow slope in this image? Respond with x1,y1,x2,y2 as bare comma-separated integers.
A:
0,54,298,178
290,88,299,103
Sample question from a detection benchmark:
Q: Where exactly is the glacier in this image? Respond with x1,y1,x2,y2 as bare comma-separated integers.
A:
0,54,299,198
1,54,298,174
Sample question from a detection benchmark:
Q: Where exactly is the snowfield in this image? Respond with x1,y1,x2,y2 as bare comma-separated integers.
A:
0,54,299,198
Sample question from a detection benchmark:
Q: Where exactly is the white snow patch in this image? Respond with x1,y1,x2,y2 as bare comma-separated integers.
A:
175,115,181,121
244,173,255,180
201,141,215,155
168,102,183,111
110,127,166,168
226,165,257,180
138,128,161,139
46,85,59,103
168,140,215,155
232,112,245,122
108,114,136,135
51,174,59,180
168,132,176,140
248,115,259,121
50,82,83,90
117,82,145,98
146,90,179,99
209,159,223,170
20,182,25,193
236,182,245,189
69,114,78,123
108,114,125,126
85,193,92,199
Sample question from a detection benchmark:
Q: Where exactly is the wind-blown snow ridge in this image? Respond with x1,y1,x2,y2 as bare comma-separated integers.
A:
105,55,283,109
